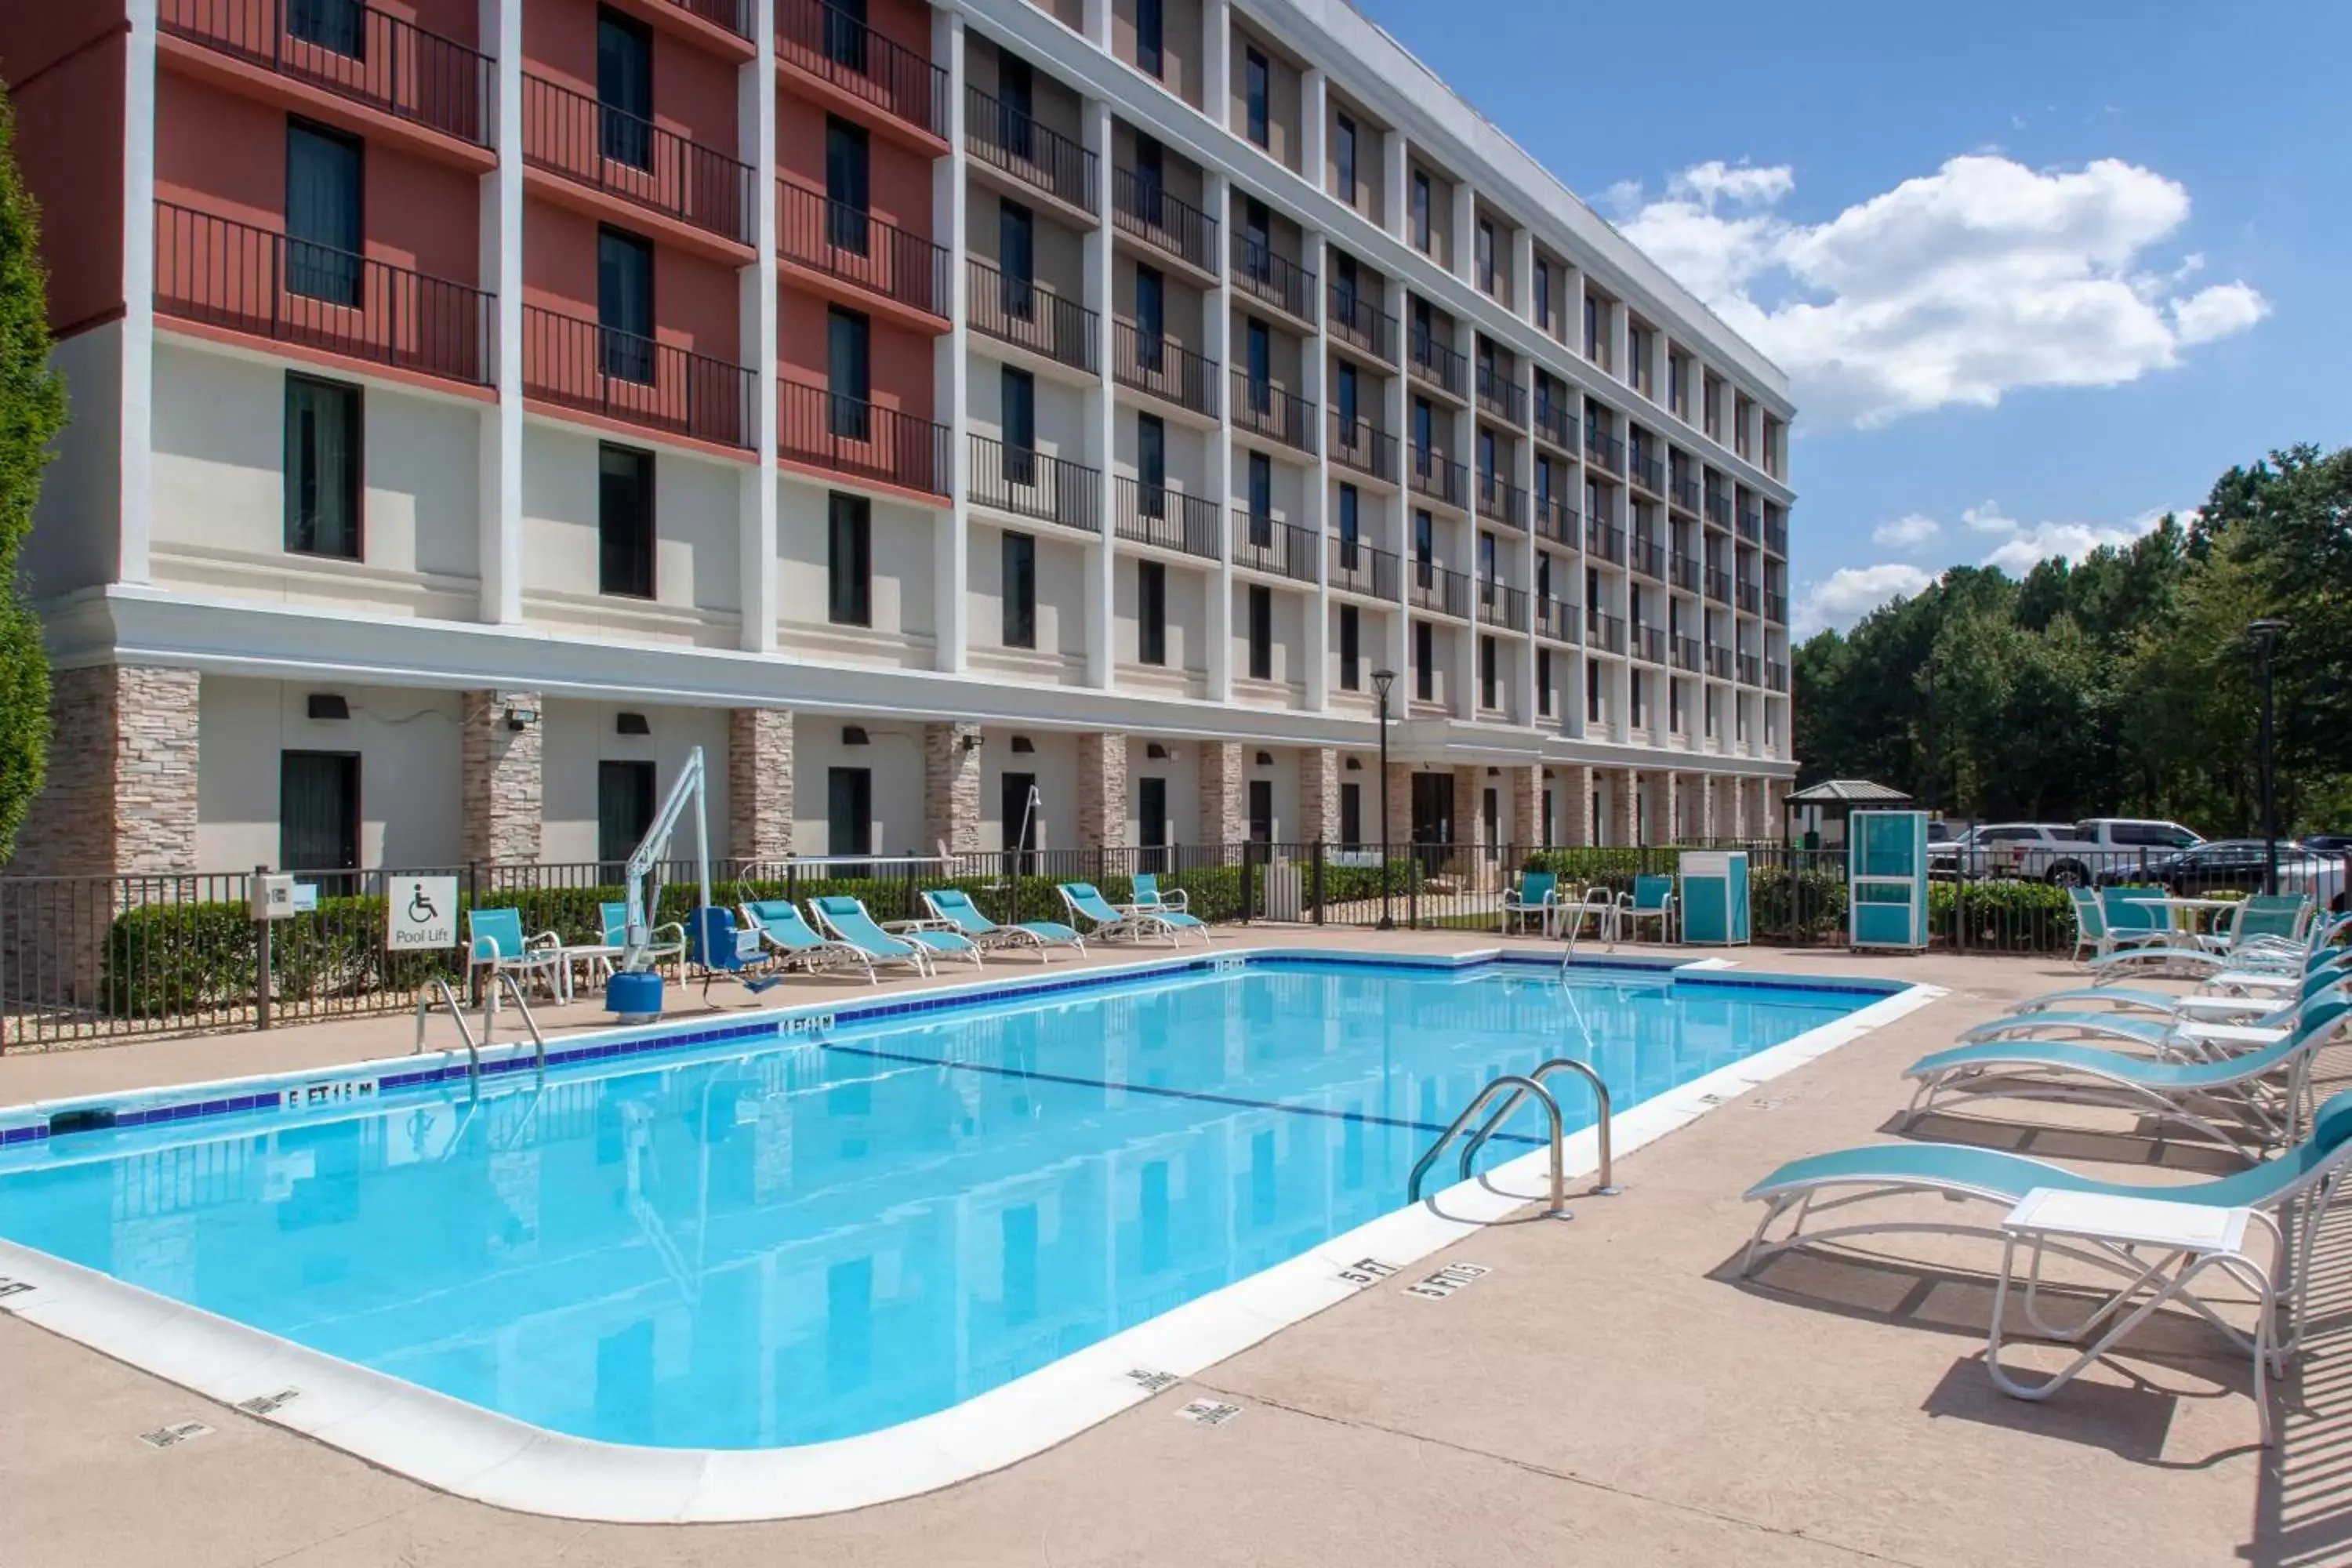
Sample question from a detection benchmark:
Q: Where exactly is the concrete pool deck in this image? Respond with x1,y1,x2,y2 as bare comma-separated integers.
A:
0,932,2341,1566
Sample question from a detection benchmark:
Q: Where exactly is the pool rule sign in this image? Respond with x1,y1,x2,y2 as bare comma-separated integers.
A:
387,876,459,950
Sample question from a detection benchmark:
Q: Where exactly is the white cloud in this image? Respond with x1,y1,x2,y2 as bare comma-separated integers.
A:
1975,503,2180,575
1794,563,1933,636
1609,154,2268,426
1962,502,2018,535
1871,514,1941,549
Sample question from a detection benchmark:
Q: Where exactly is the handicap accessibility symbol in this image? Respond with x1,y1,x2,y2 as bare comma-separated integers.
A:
408,884,440,923
388,876,459,952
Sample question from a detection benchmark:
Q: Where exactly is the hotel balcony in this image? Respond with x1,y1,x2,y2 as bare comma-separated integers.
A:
154,201,489,386
160,0,492,151
1234,516,1318,583
775,0,949,149
1668,550,1700,593
1327,282,1397,362
1532,495,1578,550
1766,660,1790,692
1475,362,1526,426
1737,503,1763,544
1589,610,1627,654
1705,566,1732,604
1584,423,1624,475
1585,518,1626,567
1113,321,1219,418
672,0,753,41
1534,597,1581,644
521,74,756,252
1406,448,1468,511
1766,593,1789,626
1670,473,1700,517
1406,329,1468,401
521,303,753,448
1233,372,1316,454
1704,487,1732,528
1532,389,1575,454
967,86,1095,218
777,379,949,495
1478,579,1529,632
1329,412,1396,482
1671,635,1700,674
1114,478,1219,560
1736,579,1762,615
969,434,1099,532
1112,171,1218,281
1738,652,1762,685
776,184,949,325
1765,515,1789,557
1407,561,1471,619
968,259,1098,373
1707,643,1733,681
1475,470,1527,532
1232,234,1315,326
1632,625,1665,665
1327,536,1400,600
1628,532,1664,581
1628,448,1664,497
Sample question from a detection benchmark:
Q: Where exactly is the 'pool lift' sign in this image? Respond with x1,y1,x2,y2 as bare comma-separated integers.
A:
387,875,460,951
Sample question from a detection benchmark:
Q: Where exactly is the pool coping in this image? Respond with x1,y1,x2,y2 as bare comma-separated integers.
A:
0,949,1942,1523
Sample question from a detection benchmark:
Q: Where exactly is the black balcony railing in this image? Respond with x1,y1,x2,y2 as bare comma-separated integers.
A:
1737,504,1763,543
1707,644,1733,680
1590,611,1627,654
1765,516,1789,557
967,85,1094,212
967,257,1098,372
1113,169,1218,273
1533,390,1575,451
669,0,750,38
1327,536,1399,600
1475,362,1526,424
161,0,491,145
1669,551,1700,593
1479,579,1529,632
1671,635,1700,673
1534,597,1581,644
1475,470,1527,530
1407,448,1468,509
1586,520,1626,565
521,303,753,448
1232,234,1314,321
1113,320,1218,416
777,379,949,495
1533,495,1579,549
1233,515,1317,582
1670,473,1700,515
1629,532,1665,580
970,433,1098,532
1408,561,1471,619
1628,449,1664,495
1705,567,1732,604
1328,412,1396,481
1704,488,1732,528
1407,329,1468,399
1737,579,1762,615
1766,660,1790,692
1766,593,1789,625
1584,423,1624,474
776,0,949,140
154,201,490,385
776,183,949,318
521,73,755,246
1232,372,1315,452
1115,477,1218,558
1632,625,1665,664
1738,652,1762,686
1327,282,1396,361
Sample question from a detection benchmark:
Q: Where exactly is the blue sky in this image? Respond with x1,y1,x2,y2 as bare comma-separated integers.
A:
1351,0,2350,633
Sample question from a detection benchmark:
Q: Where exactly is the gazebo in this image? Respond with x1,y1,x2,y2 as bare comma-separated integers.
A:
1783,779,1912,850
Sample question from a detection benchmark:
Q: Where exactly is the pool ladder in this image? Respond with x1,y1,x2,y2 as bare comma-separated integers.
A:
1407,1058,1621,1218
413,974,547,1084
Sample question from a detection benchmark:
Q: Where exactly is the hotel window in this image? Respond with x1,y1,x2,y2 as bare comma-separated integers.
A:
821,0,868,70
283,374,361,560
1139,777,1169,865
1537,648,1553,717
1340,782,1362,848
596,5,654,170
597,760,656,867
1477,529,1496,586
1414,619,1434,702
1001,365,1036,484
826,767,873,857
826,492,870,626
280,750,359,872
1246,317,1272,411
1337,484,1359,559
825,117,870,252
289,0,365,56
1002,531,1036,648
1136,0,1163,76
1247,779,1274,844
1584,292,1599,359
1631,670,1646,727
1412,510,1433,582
1668,355,1684,416
1334,111,1357,204
1247,584,1273,681
827,307,871,438
1475,218,1495,292
1138,559,1167,665
1410,169,1432,251
1628,324,1647,391
1669,678,1683,734
999,200,1035,318
1244,47,1270,147
1533,259,1551,332
1242,197,1272,283
1586,659,1601,722
1339,603,1360,690
1138,412,1166,517
1247,452,1272,545
285,120,361,307
1134,263,1165,365
597,226,655,382
597,442,654,598
997,54,1033,147
1335,361,1358,429
1479,635,1498,710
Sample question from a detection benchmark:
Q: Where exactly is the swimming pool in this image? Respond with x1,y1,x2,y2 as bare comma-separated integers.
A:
0,950,1921,1517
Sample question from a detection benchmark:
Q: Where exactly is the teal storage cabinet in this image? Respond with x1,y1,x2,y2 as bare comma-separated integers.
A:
1679,851,1750,946
1849,810,1929,950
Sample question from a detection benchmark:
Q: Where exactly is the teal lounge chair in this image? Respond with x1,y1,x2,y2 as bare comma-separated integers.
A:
921,887,1084,961
740,899,875,983
466,907,566,1000
601,900,685,968
2093,898,2323,979
1128,873,1190,915
2006,954,2352,1025
1501,870,1559,937
1900,996,2349,1161
1617,874,1675,943
2065,886,2188,967
1059,881,1204,946
810,895,982,972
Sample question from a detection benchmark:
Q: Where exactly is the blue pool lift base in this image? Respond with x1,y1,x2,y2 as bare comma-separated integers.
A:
606,971,663,1022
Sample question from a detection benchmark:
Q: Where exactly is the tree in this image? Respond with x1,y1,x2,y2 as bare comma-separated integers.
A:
0,87,65,859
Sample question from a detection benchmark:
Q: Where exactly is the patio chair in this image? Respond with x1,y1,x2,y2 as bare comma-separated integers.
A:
1616,874,1675,943
740,899,876,984
601,900,685,969
921,887,1084,962
1900,995,2350,1162
1127,873,1191,915
466,907,567,1001
2006,951,2352,1025
2094,904,2336,982
1501,870,1559,937
2203,894,2317,955
2066,886,2187,967
1059,881,1203,946
808,895,980,974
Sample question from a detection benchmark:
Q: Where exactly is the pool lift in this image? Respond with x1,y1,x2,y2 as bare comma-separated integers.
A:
608,744,783,1020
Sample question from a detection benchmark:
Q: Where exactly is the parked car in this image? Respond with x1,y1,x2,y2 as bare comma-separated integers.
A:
2100,839,2348,909
1929,818,2205,885
2303,833,2352,854
1926,822,2075,880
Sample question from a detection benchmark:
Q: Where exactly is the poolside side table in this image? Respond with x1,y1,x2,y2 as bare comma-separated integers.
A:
1993,1188,2281,1443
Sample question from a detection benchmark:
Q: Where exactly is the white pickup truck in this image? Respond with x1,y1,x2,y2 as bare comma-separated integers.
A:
1928,818,2203,884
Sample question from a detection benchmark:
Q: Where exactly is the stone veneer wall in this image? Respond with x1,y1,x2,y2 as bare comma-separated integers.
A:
1610,768,1639,848
1298,747,1339,843
460,690,543,865
1509,765,1539,847
728,708,794,862
1075,732,1128,848
924,721,982,853
1199,742,1244,845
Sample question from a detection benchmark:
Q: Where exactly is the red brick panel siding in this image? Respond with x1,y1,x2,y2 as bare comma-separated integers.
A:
155,71,479,283
776,285,932,419
523,0,741,157
2,15,129,334
522,197,739,354
774,92,931,233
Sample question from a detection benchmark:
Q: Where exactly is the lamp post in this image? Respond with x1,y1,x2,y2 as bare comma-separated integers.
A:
2249,618,2286,895
1373,668,1397,930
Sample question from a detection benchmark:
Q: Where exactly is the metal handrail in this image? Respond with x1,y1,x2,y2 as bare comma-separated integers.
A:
482,970,549,1076
1407,1074,1566,1214
1457,1057,1621,1195
413,975,480,1080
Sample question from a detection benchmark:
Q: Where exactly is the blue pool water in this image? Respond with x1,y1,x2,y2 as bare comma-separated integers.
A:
0,960,1875,1449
